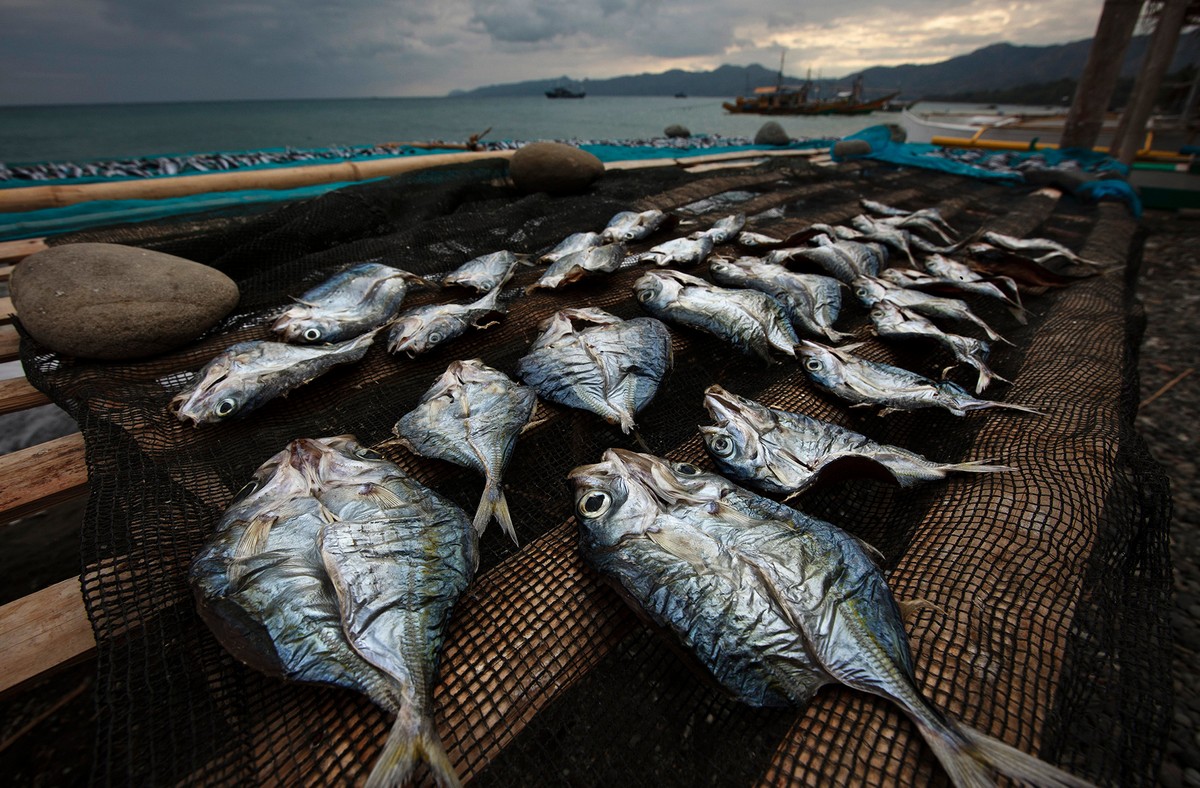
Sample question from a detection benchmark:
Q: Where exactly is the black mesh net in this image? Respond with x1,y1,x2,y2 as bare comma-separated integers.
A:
19,156,1172,786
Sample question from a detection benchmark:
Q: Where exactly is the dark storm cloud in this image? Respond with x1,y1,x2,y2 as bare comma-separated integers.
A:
0,0,1109,104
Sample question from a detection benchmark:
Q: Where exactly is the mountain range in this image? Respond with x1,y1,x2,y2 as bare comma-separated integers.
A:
453,33,1198,101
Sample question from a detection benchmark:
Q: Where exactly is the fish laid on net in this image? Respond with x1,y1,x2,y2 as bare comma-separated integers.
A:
569,448,1092,788
272,262,430,344
191,435,477,788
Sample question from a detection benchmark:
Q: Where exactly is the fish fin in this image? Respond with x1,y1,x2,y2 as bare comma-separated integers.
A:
474,483,519,546
942,459,1015,474
896,596,945,623
365,713,462,788
913,715,1094,788
993,402,1043,415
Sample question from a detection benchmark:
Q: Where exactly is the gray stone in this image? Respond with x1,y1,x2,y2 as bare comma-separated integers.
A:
754,121,790,146
664,124,690,138
832,139,872,158
11,242,239,360
509,141,604,196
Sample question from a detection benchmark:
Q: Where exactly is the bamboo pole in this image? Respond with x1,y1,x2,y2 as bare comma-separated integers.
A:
1111,0,1191,163
0,151,514,214
1061,0,1147,150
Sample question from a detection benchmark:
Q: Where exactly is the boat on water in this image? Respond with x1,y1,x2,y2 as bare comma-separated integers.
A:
545,86,585,99
723,74,897,116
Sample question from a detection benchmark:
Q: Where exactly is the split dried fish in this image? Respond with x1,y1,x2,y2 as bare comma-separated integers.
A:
273,262,428,344
708,256,853,342
394,359,536,544
539,231,604,265
442,250,518,292
869,301,1006,393
517,307,673,434
701,385,1012,494
171,332,375,425
386,287,504,357
637,235,715,267
797,340,1040,416
852,276,1010,345
570,448,1088,788
601,209,668,243
527,243,627,292
634,269,798,362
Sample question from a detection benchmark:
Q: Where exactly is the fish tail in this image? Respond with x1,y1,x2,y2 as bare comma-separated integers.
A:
941,459,1015,475
365,714,462,788
907,704,1092,788
474,482,519,546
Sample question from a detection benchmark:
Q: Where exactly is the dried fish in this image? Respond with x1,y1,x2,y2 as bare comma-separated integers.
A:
527,243,627,292
273,262,428,344
443,250,518,292
708,256,853,342
387,288,504,357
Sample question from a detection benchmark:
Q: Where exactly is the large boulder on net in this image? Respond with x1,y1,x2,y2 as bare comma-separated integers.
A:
509,142,604,195
11,242,239,360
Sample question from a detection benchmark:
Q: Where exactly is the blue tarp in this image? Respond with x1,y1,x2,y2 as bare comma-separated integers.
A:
832,125,1142,216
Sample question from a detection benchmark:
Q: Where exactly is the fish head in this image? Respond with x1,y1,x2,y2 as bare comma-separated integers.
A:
850,276,886,306
169,349,256,426
272,309,344,344
700,386,774,479
222,442,317,520
387,311,456,357
570,448,734,547
633,271,683,311
797,340,849,390
868,300,903,326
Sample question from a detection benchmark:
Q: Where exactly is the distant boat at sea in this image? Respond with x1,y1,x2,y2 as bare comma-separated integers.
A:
546,87,586,99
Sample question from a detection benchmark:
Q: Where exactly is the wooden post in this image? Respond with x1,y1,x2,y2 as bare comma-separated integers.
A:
1111,0,1191,162
1061,0,1147,150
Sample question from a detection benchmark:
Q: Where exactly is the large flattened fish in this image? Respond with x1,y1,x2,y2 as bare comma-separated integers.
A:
170,332,376,425
797,340,1040,417
316,436,477,788
394,359,536,544
633,269,798,362
701,385,1011,496
191,435,475,788
569,449,1091,788
516,307,672,435
273,262,429,344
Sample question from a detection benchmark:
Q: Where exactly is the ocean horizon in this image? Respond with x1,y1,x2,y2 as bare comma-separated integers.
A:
0,95,925,165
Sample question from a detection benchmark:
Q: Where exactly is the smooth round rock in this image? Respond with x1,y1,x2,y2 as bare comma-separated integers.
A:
754,121,790,146
11,243,240,360
509,142,604,195
832,139,872,158
664,124,691,139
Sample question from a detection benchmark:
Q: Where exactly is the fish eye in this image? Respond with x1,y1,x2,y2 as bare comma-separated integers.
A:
804,358,823,372
708,435,735,458
231,479,259,503
636,286,657,303
855,287,868,298
577,490,612,518
427,331,444,344
355,447,384,460
870,308,883,318
303,327,322,342
215,398,239,418
673,462,703,477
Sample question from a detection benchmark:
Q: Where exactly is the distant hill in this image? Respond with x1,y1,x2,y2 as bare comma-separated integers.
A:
454,33,1199,101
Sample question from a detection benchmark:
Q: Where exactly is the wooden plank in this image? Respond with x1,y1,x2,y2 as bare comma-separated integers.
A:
0,296,13,326
0,577,95,696
0,237,46,264
0,432,88,525
0,264,13,282
0,376,49,414
0,325,19,363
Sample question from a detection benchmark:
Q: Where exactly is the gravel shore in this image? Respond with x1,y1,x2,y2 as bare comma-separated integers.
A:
1136,210,1200,788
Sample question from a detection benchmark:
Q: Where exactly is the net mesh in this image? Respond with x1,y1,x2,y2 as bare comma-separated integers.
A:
19,156,1171,786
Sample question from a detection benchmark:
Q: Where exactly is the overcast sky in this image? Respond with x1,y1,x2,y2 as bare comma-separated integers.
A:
0,0,1114,105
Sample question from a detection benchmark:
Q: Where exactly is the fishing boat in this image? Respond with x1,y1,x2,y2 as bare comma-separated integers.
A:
545,86,585,99
724,82,898,116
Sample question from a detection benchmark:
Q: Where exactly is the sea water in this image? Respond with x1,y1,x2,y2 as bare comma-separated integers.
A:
0,96,889,164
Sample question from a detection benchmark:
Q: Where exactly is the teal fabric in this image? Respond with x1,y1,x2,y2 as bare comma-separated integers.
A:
836,125,1142,216
0,179,386,240
580,140,830,161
